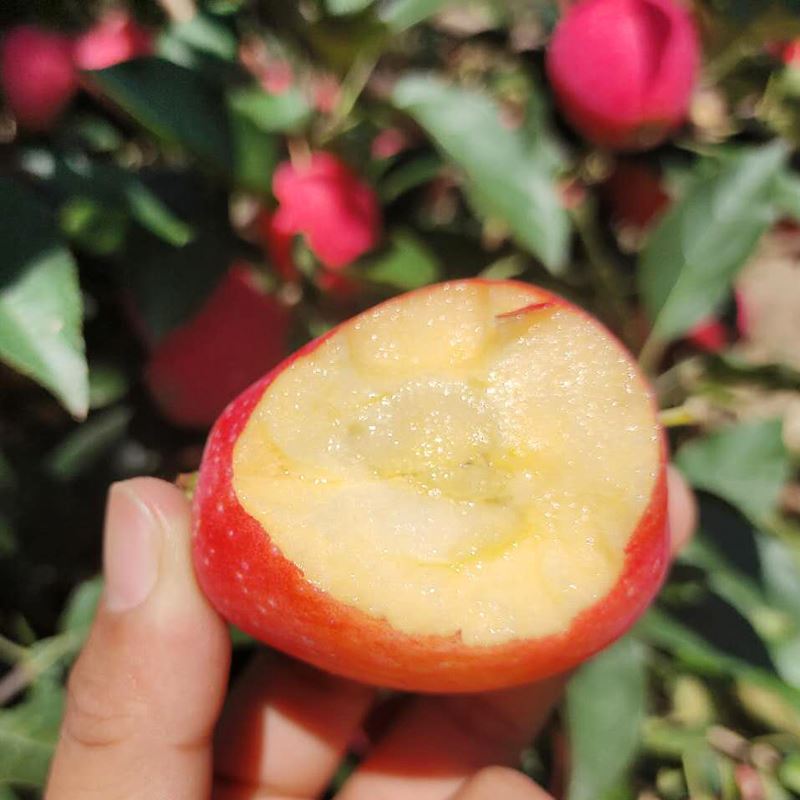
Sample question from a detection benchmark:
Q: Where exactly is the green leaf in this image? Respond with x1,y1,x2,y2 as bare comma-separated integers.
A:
682,525,800,687
0,178,88,418
123,179,195,247
380,154,442,202
364,231,441,289
773,170,800,222
227,102,279,194
122,175,234,339
326,0,374,14
58,576,103,634
675,419,789,523
90,58,233,173
228,86,312,134
60,196,129,256
46,406,133,481
381,0,452,31
0,679,64,788
165,11,239,61
30,152,195,249
393,76,569,272
566,637,647,800
638,608,800,711
639,143,787,340
88,363,129,410
90,60,280,193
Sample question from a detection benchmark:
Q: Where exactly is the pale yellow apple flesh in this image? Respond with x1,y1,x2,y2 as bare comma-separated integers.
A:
232,282,660,646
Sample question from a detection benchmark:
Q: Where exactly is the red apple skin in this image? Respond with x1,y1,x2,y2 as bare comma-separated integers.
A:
73,9,153,72
193,280,669,692
0,26,77,132
546,0,699,150
145,264,290,429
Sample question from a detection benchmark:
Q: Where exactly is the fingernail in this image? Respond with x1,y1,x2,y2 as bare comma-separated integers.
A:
104,483,160,612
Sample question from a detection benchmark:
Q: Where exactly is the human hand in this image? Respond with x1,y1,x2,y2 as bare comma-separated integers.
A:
45,467,695,800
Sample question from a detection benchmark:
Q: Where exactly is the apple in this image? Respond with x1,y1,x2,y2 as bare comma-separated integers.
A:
0,25,77,132
193,280,668,692
546,0,699,150
686,290,749,353
73,9,153,72
604,161,670,230
145,264,291,429
272,152,382,270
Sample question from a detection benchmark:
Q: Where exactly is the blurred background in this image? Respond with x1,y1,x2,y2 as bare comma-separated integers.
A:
1,0,800,797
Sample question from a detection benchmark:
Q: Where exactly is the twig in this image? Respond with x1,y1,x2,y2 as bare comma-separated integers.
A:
318,52,378,145
659,404,699,428
0,633,28,665
571,202,633,347
156,0,196,24
639,332,668,376
0,631,84,706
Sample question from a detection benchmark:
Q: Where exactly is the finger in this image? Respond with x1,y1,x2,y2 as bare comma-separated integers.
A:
214,653,376,799
452,767,553,799
46,478,231,800
667,464,697,555
336,676,566,800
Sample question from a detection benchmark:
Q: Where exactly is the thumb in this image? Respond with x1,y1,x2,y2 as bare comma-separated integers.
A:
46,478,231,800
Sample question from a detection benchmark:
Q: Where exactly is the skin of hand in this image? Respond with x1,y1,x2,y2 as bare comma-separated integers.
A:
44,466,696,800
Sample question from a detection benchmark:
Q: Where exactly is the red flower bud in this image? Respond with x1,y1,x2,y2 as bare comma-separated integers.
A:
0,26,77,131
74,9,153,71
546,0,700,150
272,152,382,270
145,264,291,428
604,160,670,229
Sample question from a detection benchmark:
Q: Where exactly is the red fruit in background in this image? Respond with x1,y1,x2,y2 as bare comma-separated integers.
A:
256,209,299,282
0,26,77,131
687,318,727,352
145,264,291,428
686,290,748,353
311,74,342,114
371,128,409,160
272,152,382,270
779,40,800,68
604,161,670,229
74,9,153,71
546,0,700,150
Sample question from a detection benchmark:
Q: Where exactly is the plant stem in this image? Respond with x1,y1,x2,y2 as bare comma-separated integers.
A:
318,52,378,145
156,0,196,23
639,331,668,377
0,633,28,665
659,404,699,428
571,202,632,346
0,631,83,706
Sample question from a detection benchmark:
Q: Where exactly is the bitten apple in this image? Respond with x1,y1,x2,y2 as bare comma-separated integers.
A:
193,280,668,692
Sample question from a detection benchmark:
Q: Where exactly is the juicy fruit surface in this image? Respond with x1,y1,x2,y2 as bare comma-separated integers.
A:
232,282,660,646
